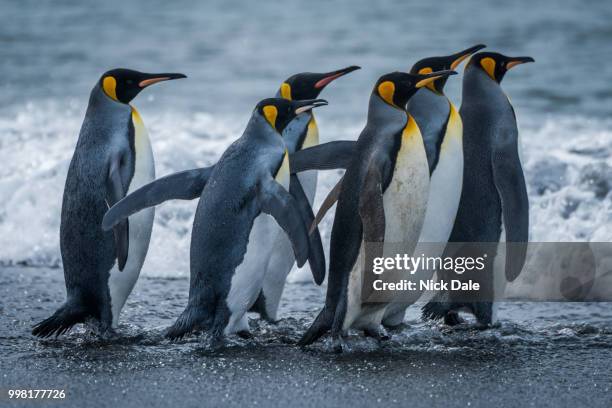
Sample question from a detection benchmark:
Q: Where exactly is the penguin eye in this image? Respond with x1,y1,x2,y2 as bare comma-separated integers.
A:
126,79,134,85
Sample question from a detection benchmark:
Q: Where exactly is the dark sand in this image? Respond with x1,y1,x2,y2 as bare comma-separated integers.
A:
1,267,611,407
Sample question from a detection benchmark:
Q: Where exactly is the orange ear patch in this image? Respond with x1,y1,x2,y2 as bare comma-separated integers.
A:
480,57,496,80
263,105,278,129
377,81,395,106
280,83,292,100
102,76,118,101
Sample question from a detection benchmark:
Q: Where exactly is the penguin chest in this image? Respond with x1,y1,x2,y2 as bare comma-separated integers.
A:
301,116,319,150
129,108,156,191
275,150,290,190
225,212,278,329
107,108,155,327
126,109,155,244
382,117,430,249
298,118,319,200
343,120,431,330
419,104,464,243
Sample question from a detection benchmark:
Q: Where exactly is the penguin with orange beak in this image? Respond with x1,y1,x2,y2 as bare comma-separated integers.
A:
293,69,457,352
104,98,329,343
422,52,533,326
251,66,361,322
382,45,485,328
33,69,186,337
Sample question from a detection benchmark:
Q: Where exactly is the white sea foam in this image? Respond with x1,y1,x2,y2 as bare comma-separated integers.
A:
1,102,610,296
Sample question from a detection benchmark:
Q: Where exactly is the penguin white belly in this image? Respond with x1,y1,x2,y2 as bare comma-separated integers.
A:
108,109,155,328
259,121,319,319
419,105,463,244
225,213,279,333
225,152,291,333
345,118,430,330
383,105,464,323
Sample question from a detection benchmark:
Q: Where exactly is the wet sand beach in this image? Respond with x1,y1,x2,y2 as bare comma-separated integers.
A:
1,267,611,408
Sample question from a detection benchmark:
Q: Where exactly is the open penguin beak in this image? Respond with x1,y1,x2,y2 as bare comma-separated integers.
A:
314,66,361,89
138,72,187,88
415,70,457,89
450,44,487,70
294,99,329,114
506,56,535,70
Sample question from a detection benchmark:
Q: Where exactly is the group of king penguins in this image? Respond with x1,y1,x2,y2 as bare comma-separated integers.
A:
32,44,533,353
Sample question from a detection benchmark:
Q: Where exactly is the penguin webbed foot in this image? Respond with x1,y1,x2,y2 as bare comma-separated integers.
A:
363,327,390,342
208,333,226,351
382,322,410,332
96,325,119,340
331,336,345,354
471,302,494,329
421,291,456,323
31,301,87,339
236,330,253,339
444,311,465,326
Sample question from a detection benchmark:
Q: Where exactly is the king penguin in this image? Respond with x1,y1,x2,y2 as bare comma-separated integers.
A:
382,45,485,328
32,69,186,337
422,52,533,326
103,98,328,344
292,70,456,351
251,66,361,322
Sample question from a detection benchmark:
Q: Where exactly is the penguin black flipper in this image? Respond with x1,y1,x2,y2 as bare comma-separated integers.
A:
258,177,309,267
106,154,130,271
359,164,386,244
492,128,529,281
290,141,356,173
359,163,386,302
309,175,343,234
290,174,326,285
102,167,214,231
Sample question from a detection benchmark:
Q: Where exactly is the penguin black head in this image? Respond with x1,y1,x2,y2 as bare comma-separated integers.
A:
100,69,187,104
468,52,535,83
410,44,486,94
256,98,328,133
279,66,361,101
374,70,457,108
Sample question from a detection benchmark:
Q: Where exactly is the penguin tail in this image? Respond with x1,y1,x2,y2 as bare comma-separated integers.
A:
166,304,209,341
298,307,333,347
32,300,87,338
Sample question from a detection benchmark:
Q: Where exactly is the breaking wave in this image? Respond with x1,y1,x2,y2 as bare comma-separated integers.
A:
0,101,611,290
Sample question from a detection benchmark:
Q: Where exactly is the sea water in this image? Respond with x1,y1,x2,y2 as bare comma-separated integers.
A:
0,0,611,297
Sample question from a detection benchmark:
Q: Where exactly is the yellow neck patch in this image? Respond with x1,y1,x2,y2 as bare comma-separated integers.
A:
263,105,278,129
280,83,292,100
378,81,396,107
417,67,437,93
480,57,496,80
102,76,118,101
402,114,419,141
131,106,144,126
